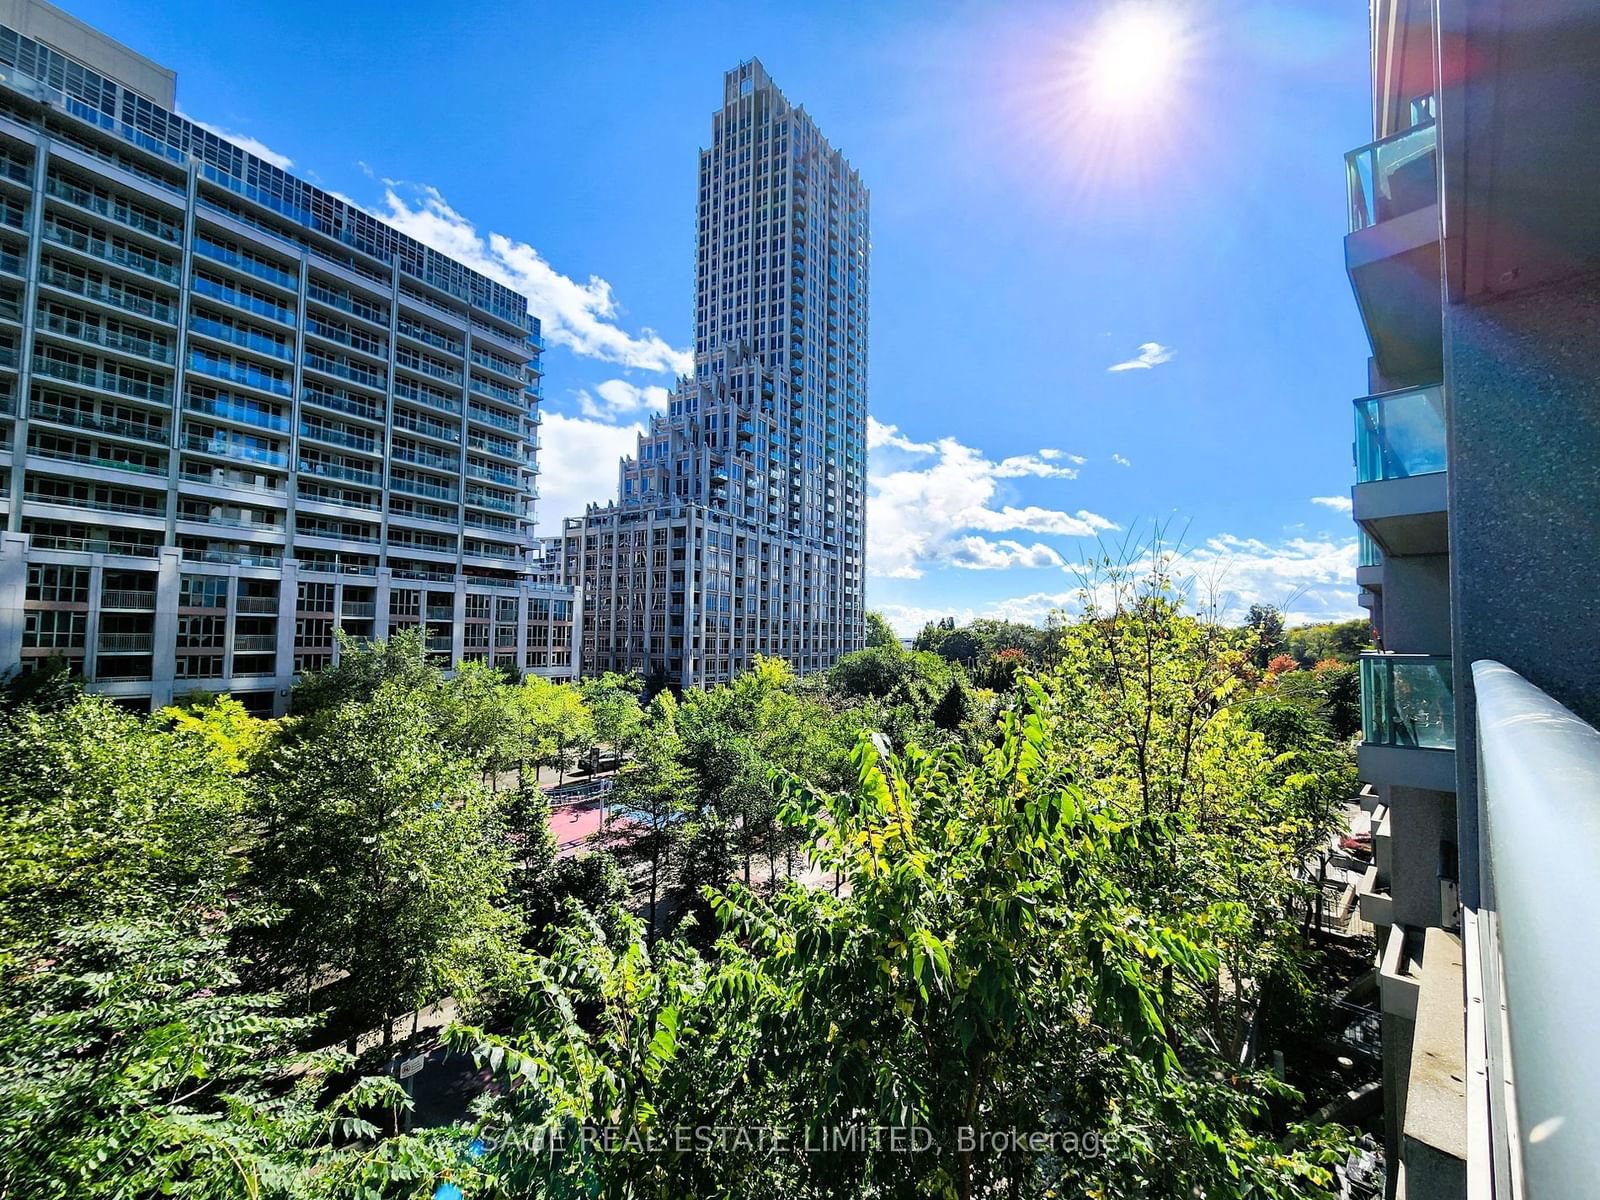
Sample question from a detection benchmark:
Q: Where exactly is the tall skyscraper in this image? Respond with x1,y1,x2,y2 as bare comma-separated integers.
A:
0,0,579,713
564,58,868,687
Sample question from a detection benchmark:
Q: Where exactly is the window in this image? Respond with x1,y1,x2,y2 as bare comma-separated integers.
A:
177,615,225,649
177,654,223,679
27,563,89,604
294,618,333,646
24,609,86,649
297,581,335,612
180,573,228,609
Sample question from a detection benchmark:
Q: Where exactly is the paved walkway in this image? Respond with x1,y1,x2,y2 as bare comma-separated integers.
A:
549,798,609,855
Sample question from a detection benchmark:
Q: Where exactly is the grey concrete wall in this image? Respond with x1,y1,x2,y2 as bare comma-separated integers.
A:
0,0,176,105
1388,785,1456,929
1379,554,1452,655
1446,268,1600,907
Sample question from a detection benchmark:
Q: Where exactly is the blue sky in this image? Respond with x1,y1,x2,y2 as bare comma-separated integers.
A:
73,0,1373,633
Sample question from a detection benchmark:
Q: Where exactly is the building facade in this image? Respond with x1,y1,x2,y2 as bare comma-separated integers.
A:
564,58,867,688
0,1,578,713
1345,1,1600,1195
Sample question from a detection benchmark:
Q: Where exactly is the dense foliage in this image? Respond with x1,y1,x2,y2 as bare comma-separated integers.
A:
0,573,1361,1198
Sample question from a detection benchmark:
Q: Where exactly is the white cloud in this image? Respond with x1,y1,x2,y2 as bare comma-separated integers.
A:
1037,449,1088,465
947,538,1066,571
1179,532,1362,622
873,592,1078,636
966,506,1116,536
867,417,935,454
868,421,1115,579
534,413,642,537
875,603,978,637
1107,342,1175,372
1311,495,1354,514
377,184,692,375
1112,453,1132,467
873,528,1363,636
578,379,670,421
994,453,1080,480
177,109,294,170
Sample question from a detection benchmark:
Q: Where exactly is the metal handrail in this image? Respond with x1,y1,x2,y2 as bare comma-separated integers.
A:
1473,660,1600,1200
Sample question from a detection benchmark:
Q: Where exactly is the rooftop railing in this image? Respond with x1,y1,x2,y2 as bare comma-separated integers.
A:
1354,385,1447,483
1472,661,1600,1200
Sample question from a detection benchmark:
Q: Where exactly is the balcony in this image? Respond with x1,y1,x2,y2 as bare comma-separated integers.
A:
1344,122,1442,380
100,588,156,610
36,309,175,365
1359,652,1456,791
182,546,282,569
31,531,159,557
38,265,175,326
1356,529,1383,591
42,222,179,287
30,400,166,446
1352,385,1447,555
186,433,288,470
298,458,380,488
33,355,172,404
303,386,383,425
187,392,289,434
98,631,153,653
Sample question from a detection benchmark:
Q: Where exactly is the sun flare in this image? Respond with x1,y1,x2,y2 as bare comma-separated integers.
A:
1080,3,1189,118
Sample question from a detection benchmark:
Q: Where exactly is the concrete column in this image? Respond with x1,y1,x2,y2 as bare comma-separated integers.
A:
569,583,584,680
81,561,102,684
452,577,467,665
373,567,392,640
514,586,528,678
0,532,27,671
273,559,297,697
148,547,182,708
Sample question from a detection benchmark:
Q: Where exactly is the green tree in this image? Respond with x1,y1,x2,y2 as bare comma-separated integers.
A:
864,610,899,648
579,671,646,764
253,682,519,1040
0,656,82,716
607,692,694,944
547,850,630,945
976,644,1028,691
1245,603,1289,670
1287,618,1372,668
912,615,957,653
289,627,439,715
459,720,1350,1199
0,696,244,958
159,692,275,775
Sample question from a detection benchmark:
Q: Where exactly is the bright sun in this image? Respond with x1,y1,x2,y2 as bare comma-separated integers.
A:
1081,3,1188,117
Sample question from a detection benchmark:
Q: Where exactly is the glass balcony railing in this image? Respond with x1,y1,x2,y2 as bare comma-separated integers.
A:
185,433,288,469
186,392,290,434
1346,121,1437,232
1360,529,1381,568
1361,652,1454,750
1354,386,1446,483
